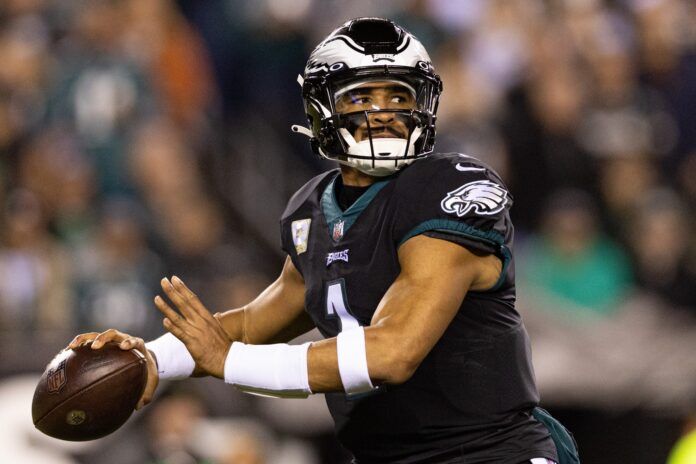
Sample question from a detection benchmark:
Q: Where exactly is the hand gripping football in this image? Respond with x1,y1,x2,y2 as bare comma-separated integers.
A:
32,341,147,441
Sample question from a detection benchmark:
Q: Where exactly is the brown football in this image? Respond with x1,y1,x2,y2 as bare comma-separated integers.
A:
32,341,147,441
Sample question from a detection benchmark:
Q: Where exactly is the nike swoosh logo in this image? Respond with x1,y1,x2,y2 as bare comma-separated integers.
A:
455,164,486,172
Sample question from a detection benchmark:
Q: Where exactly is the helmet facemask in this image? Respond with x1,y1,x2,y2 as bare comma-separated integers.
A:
304,72,439,177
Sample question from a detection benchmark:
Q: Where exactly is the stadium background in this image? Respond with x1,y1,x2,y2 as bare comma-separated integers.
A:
0,0,695,462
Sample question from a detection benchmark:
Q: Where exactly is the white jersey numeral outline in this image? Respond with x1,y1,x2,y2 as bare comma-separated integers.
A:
325,279,360,332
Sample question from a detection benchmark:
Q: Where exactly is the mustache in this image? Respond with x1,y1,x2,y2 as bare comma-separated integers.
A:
359,125,406,138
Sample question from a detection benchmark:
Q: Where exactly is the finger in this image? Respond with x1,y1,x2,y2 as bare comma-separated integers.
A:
136,378,157,410
92,329,128,349
154,295,191,330
160,277,199,321
162,317,189,342
172,276,212,318
136,344,159,410
66,332,100,350
119,336,143,351
136,369,158,410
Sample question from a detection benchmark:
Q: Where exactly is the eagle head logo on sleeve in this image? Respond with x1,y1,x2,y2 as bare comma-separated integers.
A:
441,180,509,217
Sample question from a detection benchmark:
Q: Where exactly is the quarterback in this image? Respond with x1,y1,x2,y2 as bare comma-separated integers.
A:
69,18,578,463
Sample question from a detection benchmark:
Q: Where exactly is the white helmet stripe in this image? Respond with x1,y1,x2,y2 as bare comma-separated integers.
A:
324,34,365,52
396,36,411,53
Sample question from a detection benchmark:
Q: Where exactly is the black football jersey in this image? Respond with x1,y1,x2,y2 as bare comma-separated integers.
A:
280,153,557,463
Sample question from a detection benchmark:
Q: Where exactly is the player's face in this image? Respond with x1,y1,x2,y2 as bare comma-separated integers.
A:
334,80,417,142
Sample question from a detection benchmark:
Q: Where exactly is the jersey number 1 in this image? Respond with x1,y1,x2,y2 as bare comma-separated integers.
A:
325,279,360,332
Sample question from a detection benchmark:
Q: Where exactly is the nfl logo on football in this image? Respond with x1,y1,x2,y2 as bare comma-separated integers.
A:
47,360,67,393
332,220,345,241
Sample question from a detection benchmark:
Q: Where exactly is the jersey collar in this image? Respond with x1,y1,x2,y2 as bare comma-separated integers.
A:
321,172,391,242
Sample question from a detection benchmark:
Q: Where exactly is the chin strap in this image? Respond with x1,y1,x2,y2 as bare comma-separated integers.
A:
338,127,423,157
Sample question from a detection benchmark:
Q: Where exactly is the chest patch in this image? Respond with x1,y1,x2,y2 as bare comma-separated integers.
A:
291,219,311,254
332,220,345,241
441,180,509,217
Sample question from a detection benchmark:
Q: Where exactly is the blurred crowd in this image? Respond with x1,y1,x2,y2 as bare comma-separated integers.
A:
0,0,695,463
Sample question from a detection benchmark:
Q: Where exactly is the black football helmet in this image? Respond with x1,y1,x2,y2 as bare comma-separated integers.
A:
292,18,442,176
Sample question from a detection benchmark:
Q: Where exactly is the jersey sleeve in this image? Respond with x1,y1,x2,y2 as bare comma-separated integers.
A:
279,219,304,276
392,155,513,286
279,170,337,276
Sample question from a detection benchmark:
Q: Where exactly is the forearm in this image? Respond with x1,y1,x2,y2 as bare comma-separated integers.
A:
306,327,397,392
214,307,246,342
216,305,315,345
306,338,341,392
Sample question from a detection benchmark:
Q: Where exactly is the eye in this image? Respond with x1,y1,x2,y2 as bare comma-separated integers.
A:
350,95,371,105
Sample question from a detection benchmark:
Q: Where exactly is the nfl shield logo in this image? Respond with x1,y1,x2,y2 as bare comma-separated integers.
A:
332,220,345,241
47,360,67,393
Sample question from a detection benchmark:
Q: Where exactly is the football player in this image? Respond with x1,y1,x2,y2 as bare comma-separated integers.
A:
69,18,578,463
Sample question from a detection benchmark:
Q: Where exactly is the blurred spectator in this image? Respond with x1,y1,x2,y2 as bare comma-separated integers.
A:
0,6,51,160
122,0,218,132
678,151,696,207
45,0,155,196
218,431,266,464
209,273,271,312
518,189,633,318
503,57,596,229
126,117,259,305
626,187,696,314
75,387,210,464
628,0,696,188
436,40,511,179
190,416,320,464
0,189,73,332
127,118,202,206
145,390,209,464
17,127,97,245
192,418,271,464
72,197,163,337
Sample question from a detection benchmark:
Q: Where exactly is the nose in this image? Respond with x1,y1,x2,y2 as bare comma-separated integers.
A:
370,111,395,126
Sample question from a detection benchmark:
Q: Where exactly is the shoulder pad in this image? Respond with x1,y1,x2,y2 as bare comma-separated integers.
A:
392,152,513,248
281,170,337,220
397,153,511,203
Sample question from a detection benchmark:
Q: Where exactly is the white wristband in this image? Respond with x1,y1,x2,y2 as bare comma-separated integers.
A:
145,333,195,379
336,327,374,395
224,342,312,398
